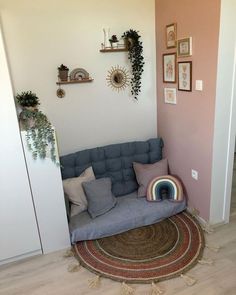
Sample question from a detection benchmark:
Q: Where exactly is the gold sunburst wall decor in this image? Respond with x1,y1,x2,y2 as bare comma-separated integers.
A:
106,65,130,92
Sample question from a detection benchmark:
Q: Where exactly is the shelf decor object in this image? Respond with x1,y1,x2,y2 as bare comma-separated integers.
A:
106,65,130,92
100,47,128,53
109,35,119,48
122,29,145,100
56,67,93,97
56,78,93,85
100,28,144,100
56,88,65,98
103,27,110,48
57,67,93,85
101,29,127,52
163,53,176,83
69,68,89,80
166,23,177,49
58,64,69,81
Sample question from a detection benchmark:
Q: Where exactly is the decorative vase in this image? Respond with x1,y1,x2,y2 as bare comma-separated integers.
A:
58,69,69,81
19,109,38,129
124,37,134,50
103,28,110,48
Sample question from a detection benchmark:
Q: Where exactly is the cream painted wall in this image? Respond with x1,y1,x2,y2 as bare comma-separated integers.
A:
0,0,157,155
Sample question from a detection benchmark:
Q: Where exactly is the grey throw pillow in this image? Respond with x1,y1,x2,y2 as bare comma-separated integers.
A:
133,159,168,197
82,178,117,219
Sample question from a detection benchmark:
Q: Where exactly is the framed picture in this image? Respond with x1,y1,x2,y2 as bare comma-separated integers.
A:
178,61,192,91
163,53,176,83
164,88,177,104
166,23,177,49
177,37,192,57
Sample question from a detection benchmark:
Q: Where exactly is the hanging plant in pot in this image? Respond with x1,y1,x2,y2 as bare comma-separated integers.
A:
16,91,57,163
122,29,145,100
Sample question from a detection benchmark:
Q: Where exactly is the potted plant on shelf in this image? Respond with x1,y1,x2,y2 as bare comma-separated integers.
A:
58,64,69,81
109,35,119,48
122,29,145,100
16,91,57,163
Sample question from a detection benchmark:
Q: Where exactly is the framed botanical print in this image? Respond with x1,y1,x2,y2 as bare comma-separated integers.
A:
178,61,192,91
166,23,177,49
164,88,177,104
177,37,192,57
163,53,176,83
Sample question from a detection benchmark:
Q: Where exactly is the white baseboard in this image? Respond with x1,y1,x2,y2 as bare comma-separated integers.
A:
0,249,42,266
186,207,207,227
186,207,226,230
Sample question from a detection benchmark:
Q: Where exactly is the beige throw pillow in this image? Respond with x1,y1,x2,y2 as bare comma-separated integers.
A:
63,166,95,217
133,159,168,197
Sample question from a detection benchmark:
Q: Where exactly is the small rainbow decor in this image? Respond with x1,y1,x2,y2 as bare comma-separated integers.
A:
147,175,184,202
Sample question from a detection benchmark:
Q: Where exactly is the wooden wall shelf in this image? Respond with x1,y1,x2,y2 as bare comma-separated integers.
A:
100,48,128,53
56,78,93,85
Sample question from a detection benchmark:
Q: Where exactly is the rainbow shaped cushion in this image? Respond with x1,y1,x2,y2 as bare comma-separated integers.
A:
146,175,184,202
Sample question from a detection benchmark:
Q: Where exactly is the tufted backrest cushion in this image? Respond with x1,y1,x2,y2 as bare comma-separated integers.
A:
60,138,164,197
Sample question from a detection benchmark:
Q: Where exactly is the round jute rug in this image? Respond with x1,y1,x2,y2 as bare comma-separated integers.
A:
74,212,205,283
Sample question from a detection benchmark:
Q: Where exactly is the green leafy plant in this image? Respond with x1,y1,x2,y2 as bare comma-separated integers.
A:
109,35,118,43
16,91,40,108
122,29,145,100
17,91,57,164
58,64,69,71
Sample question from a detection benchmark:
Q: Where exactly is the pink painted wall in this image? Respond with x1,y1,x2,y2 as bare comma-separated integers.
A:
155,0,221,221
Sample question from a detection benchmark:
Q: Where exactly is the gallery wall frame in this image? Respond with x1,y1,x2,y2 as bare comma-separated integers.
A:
164,87,177,104
163,53,177,83
177,37,192,57
166,23,177,49
178,61,192,92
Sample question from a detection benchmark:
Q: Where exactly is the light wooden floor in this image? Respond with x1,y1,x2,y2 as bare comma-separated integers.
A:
1,215,236,295
230,155,236,216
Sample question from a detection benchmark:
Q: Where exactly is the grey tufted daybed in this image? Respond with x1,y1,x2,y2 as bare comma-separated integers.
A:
60,138,186,243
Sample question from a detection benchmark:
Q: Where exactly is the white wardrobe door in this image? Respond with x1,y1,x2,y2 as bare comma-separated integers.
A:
0,25,41,263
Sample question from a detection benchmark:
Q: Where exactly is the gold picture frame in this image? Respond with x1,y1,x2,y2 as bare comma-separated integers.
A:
177,37,192,57
163,53,177,83
164,88,177,104
166,23,177,49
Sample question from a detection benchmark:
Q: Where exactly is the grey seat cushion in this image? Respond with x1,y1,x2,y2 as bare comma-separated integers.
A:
69,191,186,243
60,138,164,197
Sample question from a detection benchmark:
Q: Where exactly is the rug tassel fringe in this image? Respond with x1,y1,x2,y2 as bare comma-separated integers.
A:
63,248,75,258
201,224,214,234
150,282,164,294
67,262,81,272
191,208,200,218
88,275,101,289
121,282,135,295
180,274,197,286
206,244,221,253
198,258,214,266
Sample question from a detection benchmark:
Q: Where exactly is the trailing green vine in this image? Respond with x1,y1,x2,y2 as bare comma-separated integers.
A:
20,109,57,163
122,29,145,100
16,91,57,164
